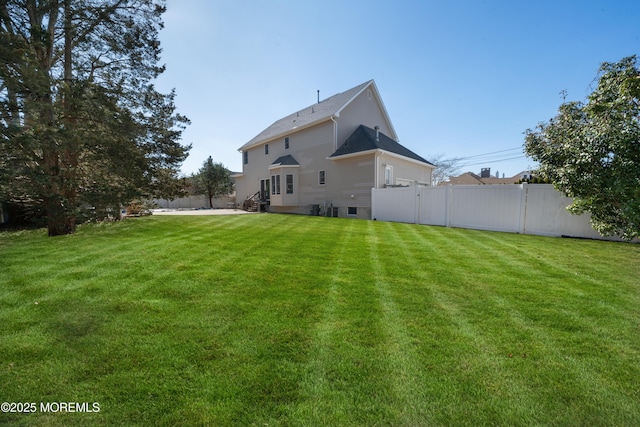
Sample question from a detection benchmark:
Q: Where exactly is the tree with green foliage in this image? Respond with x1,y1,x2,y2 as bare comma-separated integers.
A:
0,0,191,235
192,156,232,208
524,56,640,240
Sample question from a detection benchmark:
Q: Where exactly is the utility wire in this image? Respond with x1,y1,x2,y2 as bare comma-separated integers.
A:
456,147,523,161
458,155,527,168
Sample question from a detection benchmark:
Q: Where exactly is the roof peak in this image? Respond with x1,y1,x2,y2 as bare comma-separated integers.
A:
317,79,373,103
294,79,373,114
238,80,376,151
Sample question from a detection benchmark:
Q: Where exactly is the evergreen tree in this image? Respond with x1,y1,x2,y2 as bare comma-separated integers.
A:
192,157,232,208
0,0,191,235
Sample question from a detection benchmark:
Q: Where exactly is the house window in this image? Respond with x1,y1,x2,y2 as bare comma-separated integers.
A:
260,179,270,200
265,144,269,155
348,207,357,216
271,174,280,195
319,170,326,185
243,151,248,165
384,165,393,186
286,174,293,194
284,137,289,149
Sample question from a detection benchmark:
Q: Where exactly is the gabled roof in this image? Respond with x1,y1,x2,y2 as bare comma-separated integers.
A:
330,125,434,165
239,80,395,151
271,155,299,166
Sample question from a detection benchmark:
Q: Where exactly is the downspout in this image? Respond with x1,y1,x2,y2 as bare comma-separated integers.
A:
376,152,384,189
374,127,380,189
375,152,379,190
330,116,338,151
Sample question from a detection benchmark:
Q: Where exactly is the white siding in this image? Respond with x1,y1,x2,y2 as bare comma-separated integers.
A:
235,121,335,205
375,153,432,188
337,89,394,148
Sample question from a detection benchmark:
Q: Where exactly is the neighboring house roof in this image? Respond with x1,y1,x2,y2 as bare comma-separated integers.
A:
239,80,396,151
270,154,299,166
443,172,483,185
330,125,434,165
442,171,522,185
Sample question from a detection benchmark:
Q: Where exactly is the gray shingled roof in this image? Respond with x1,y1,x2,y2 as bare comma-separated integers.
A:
330,125,434,165
239,80,373,151
270,155,299,166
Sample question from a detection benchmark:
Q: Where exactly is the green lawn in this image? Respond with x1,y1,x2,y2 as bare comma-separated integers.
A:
1,214,639,426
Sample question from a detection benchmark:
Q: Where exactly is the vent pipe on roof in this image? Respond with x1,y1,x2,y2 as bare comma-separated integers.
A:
317,90,320,104
374,126,380,142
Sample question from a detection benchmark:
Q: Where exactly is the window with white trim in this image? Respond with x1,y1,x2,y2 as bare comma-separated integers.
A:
271,174,280,195
286,174,293,194
348,207,357,216
319,170,326,185
284,137,290,149
384,165,393,186
265,144,269,155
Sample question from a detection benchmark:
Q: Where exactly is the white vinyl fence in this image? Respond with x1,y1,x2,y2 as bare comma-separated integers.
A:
372,184,622,240
154,195,235,209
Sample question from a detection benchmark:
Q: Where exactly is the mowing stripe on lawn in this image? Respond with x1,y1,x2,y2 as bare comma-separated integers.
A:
298,219,355,423
297,218,398,424
365,220,435,424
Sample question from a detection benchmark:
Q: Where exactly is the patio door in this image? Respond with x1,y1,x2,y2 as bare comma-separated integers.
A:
260,179,270,201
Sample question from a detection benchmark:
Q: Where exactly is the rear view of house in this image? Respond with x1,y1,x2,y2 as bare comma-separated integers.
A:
233,80,435,219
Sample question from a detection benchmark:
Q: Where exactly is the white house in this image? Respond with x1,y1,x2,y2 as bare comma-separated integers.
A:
233,80,435,219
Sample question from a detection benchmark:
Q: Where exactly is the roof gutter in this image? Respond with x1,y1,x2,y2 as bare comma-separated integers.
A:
238,117,334,152
329,149,435,168
268,163,300,170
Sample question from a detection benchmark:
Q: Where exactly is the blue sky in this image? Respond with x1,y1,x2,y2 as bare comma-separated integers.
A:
156,0,640,177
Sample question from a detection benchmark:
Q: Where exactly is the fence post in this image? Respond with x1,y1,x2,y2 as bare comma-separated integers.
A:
371,187,376,220
446,184,452,228
518,182,528,234
415,185,420,224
